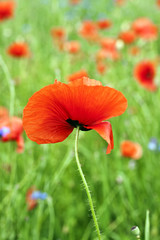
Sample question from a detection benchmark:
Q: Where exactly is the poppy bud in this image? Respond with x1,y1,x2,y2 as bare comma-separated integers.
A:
131,226,141,238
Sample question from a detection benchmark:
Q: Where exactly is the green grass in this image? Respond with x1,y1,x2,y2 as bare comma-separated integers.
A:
0,0,160,239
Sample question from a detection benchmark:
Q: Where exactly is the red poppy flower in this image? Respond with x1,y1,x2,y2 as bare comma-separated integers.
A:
68,70,88,82
26,187,37,210
157,0,160,7
119,30,136,44
132,18,158,40
69,0,81,4
129,46,140,56
7,42,30,58
115,0,126,6
96,61,107,75
96,19,112,30
120,140,143,160
23,77,127,154
134,60,157,91
0,1,15,21
51,27,66,41
0,116,24,153
79,21,99,41
99,38,120,60
51,27,66,50
64,40,81,54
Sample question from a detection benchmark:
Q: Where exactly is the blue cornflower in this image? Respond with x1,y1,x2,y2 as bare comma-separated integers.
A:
148,138,158,151
31,191,48,200
0,127,10,137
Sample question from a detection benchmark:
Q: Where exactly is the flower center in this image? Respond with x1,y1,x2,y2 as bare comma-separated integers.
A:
66,119,91,131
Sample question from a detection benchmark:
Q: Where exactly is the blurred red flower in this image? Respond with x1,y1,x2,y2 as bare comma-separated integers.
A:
26,187,37,210
129,46,140,56
51,27,66,41
134,60,157,91
7,42,30,58
68,70,88,82
0,115,24,153
100,37,120,60
51,27,66,50
64,40,81,54
23,77,127,154
132,18,158,40
96,19,112,30
79,21,99,41
0,1,15,21
69,0,81,4
157,0,160,7
96,62,107,75
119,30,136,44
115,0,126,6
121,140,143,160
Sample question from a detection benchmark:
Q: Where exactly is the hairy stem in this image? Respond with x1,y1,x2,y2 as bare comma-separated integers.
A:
75,127,101,240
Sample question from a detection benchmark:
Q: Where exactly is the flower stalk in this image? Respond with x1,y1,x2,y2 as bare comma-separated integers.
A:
0,55,15,116
75,126,101,240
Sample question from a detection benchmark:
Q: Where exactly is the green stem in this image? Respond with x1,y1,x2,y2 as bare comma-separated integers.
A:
145,210,150,240
0,55,15,116
75,127,101,240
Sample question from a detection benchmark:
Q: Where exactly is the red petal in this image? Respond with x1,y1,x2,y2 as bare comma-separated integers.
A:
69,77,102,86
16,135,24,153
68,84,127,124
23,84,74,144
87,121,114,154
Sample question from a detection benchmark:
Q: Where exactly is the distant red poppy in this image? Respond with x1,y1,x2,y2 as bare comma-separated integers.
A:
134,60,157,91
79,21,99,41
0,1,15,21
96,49,108,62
26,187,37,210
69,0,81,4
115,0,126,6
100,37,116,50
51,27,66,41
96,61,107,75
121,140,143,160
157,0,160,7
119,30,136,44
0,116,24,153
68,70,88,82
132,18,158,40
100,38,120,60
23,77,127,154
96,19,112,30
64,40,81,54
7,42,30,58
51,27,66,50
129,46,140,56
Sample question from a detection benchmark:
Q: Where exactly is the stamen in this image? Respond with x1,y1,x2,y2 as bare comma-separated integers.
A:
66,119,91,131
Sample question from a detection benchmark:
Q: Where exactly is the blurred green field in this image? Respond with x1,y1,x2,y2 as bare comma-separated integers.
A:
0,0,160,239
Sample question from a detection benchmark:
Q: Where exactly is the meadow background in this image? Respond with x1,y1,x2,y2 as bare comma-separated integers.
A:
0,0,160,239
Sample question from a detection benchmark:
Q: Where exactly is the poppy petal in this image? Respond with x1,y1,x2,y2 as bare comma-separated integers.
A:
69,77,102,86
70,85,127,124
23,84,74,144
87,121,114,154
16,135,24,153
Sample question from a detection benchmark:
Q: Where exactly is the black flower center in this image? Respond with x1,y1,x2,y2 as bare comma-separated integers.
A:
66,119,91,131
